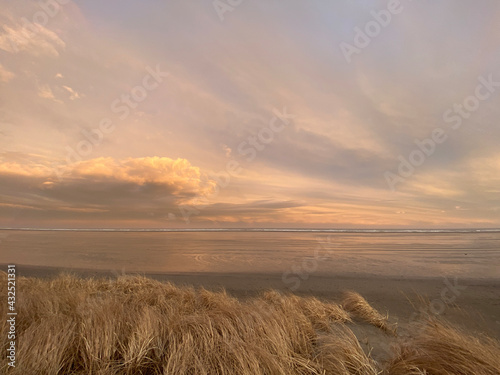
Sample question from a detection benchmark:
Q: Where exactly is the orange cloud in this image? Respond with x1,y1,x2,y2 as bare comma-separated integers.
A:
0,161,53,177
63,156,215,197
0,155,216,214
0,23,65,57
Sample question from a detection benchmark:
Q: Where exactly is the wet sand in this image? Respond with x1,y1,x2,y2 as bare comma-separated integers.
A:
6,263,500,341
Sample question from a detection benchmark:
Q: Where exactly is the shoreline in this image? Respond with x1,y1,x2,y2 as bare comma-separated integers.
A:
6,262,500,277
6,263,500,285
5,263,500,294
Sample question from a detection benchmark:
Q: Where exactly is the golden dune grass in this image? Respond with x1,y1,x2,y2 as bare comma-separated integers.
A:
386,320,500,375
341,291,395,335
1,272,499,375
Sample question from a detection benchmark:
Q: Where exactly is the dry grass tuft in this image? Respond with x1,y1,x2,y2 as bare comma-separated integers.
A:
342,291,395,335
314,326,379,375
386,320,500,375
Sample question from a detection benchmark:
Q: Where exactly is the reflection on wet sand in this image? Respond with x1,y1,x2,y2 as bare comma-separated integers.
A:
0,230,499,278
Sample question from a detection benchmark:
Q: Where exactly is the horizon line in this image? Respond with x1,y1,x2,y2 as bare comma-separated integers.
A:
1,227,500,233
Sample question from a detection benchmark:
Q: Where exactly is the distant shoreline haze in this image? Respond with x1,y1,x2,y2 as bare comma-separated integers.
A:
1,228,500,233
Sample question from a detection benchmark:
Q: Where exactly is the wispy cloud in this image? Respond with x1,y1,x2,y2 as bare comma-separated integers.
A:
62,85,82,100
37,84,56,100
0,23,65,57
0,63,15,82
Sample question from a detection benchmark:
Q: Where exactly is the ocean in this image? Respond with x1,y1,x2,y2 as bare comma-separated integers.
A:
1,229,499,279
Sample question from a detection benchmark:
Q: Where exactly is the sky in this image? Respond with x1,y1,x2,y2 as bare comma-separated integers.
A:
0,0,499,229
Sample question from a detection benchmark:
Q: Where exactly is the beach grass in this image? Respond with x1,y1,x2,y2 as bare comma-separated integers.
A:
1,271,499,374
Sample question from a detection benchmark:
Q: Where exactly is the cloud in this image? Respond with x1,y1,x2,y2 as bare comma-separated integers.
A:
0,23,65,57
37,84,56,100
222,144,232,157
0,152,58,174
62,85,82,100
0,63,15,82
63,156,215,196
0,156,218,225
